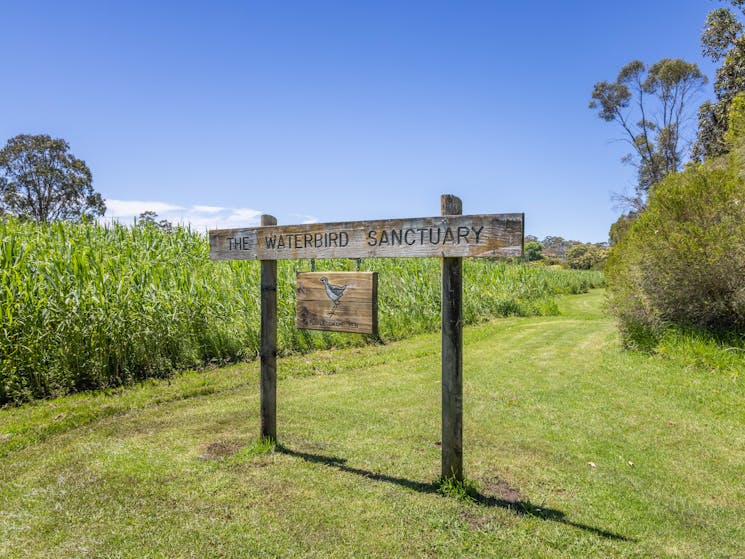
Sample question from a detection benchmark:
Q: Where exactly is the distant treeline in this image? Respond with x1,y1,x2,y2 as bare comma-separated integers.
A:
524,235,609,270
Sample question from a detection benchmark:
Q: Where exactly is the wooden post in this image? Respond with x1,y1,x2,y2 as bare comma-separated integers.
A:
441,194,463,481
260,214,278,441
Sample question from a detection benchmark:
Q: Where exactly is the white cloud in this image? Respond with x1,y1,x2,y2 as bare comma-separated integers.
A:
191,205,224,214
289,213,319,224
224,208,263,223
103,199,262,230
105,199,184,217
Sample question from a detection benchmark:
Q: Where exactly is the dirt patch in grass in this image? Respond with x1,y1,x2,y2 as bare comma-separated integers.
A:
459,508,494,530
481,478,524,505
458,478,524,530
199,440,243,460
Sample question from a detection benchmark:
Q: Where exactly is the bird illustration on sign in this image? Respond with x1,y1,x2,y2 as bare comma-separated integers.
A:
320,276,348,316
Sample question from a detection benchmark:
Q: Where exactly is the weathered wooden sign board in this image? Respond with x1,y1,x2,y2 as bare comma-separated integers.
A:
209,213,523,261
296,272,378,335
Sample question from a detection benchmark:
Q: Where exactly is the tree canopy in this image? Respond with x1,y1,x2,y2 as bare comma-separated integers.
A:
590,58,706,209
0,134,105,222
524,241,543,261
693,1,745,160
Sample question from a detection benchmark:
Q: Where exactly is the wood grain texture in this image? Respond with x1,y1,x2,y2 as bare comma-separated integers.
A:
296,272,378,335
210,213,524,261
260,214,278,441
441,195,463,481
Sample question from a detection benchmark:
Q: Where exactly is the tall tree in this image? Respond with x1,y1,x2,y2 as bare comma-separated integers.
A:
0,134,105,222
692,2,745,160
590,59,706,209
540,236,576,259
137,210,173,231
524,241,543,261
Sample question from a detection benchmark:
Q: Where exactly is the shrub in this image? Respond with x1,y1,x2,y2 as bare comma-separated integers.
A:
609,212,638,245
566,243,609,270
524,241,543,261
605,94,745,345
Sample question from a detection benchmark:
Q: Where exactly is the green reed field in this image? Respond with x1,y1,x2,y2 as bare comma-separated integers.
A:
0,219,603,404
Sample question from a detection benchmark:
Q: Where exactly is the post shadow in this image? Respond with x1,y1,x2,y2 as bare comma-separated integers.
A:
275,445,635,543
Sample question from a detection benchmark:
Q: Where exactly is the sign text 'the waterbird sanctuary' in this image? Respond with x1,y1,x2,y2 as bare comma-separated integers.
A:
209,214,524,260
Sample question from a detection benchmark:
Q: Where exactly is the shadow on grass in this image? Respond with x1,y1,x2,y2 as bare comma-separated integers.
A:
276,444,634,543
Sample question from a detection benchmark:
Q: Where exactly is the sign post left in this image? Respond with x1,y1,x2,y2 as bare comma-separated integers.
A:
260,214,278,441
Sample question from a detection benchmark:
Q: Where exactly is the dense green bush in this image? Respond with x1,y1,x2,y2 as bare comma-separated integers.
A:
605,95,745,347
524,241,543,261
566,243,609,270
0,219,604,404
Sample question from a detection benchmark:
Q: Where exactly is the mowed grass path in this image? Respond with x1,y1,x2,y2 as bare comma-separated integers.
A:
2,290,744,558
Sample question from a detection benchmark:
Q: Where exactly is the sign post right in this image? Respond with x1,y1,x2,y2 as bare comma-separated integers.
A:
441,194,464,481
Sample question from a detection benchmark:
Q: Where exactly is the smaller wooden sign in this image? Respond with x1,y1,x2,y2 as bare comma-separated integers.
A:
296,272,378,335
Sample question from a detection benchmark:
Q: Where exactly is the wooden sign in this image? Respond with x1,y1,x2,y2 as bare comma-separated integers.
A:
211,195,524,482
209,213,524,261
296,272,378,335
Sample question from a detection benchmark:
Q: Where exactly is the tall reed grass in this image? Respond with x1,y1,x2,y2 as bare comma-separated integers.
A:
0,219,604,404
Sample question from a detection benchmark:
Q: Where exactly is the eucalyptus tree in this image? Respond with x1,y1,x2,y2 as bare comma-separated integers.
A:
0,134,105,222
693,1,745,160
590,58,706,209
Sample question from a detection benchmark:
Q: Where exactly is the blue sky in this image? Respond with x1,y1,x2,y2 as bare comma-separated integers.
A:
1,0,718,242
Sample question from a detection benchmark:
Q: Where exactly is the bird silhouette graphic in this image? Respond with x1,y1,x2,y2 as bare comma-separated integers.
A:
320,276,348,316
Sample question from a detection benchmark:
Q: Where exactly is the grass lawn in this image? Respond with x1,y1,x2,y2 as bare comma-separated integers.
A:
1,289,744,558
